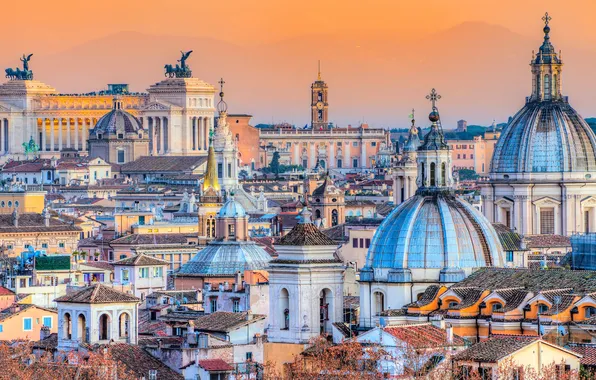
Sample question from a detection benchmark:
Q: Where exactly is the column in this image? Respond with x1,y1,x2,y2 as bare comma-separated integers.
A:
293,143,299,165
310,143,316,168
74,118,79,151
0,119,5,154
58,118,63,151
82,119,88,151
162,117,167,153
192,117,197,151
198,117,203,151
41,118,46,151
394,176,402,204
148,117,155,155
205,118,210,150
50,118,55,152
361,140,367,168
344,143,350,169
66,118,71,148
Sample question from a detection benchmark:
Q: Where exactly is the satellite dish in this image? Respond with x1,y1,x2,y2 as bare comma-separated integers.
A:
379,317,387,328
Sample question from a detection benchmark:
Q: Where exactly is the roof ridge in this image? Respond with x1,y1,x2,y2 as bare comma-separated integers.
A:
90,284,102,302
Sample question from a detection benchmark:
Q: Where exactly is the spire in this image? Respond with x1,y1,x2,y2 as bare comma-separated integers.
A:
317,60,321,81
419,89,448,151
216,77,228,115
297,206,313,224
203,144,220,192
404,109,421,153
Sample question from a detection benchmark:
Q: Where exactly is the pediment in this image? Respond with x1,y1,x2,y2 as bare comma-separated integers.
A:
581,196,596,206
532,196,561,206
439,289,462,302
142,101,171,111
495,197,514,206
0,103,11,113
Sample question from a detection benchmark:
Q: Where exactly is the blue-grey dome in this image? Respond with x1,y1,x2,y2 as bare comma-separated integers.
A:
218,198,247,218
91,98,142,137
363,191,504,282
176,241,271,276
491,101,596,173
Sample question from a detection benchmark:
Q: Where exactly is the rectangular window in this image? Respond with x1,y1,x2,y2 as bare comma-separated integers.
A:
153,267,163,278
470,154,474,159
121,269,130,282
210,298,217,313
353,159,358,168
506,252,514,262
24,243,30,249
227,163,232,178
337,159,342,168
457,154,461,159
462,145,467,149
0,324,3,332
23,318,32,331
302,159,308,168
352,142,358,147
217,163,223,178
43,316,52,328
365,238,371,248
148,370,157,380
359,238,364,248
117,150,125,163
246,352,253,361
352,238,358,248
371,142,376,147
233,299,240,313
41,243,48,249
463,154,466,159
139,268,149,278
540,208,555,234
228,224,235,238
58,242,65,248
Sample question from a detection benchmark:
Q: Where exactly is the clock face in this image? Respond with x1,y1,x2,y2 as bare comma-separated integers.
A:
316,101,324,110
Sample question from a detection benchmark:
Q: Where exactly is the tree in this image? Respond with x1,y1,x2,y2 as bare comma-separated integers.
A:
269,151,281,175
457,168,478,181
239,169,249,180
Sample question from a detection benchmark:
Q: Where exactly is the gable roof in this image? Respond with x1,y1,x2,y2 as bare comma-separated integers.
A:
524,234,571,248
193,312,265,333
453,336,539,362
120,156,207,173
109,343,184,379
54,284,140,304
110,233,191,246
382,324,465,348
114,253,168,267
198,359,233,372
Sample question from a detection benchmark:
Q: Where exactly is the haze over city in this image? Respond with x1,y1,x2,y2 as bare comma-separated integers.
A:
3,0,596,128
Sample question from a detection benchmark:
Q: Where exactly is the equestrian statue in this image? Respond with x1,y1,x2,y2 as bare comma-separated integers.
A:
164,50,193,78
5,54,34,80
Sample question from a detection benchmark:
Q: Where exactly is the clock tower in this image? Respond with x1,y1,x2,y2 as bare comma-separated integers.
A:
311,61,329,129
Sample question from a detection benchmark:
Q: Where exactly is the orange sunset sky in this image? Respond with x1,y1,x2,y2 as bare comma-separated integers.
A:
2,0,595,127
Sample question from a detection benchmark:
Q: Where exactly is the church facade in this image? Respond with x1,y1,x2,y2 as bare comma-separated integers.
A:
0,53,215,161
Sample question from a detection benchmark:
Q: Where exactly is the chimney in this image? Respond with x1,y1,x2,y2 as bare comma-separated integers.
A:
446,323,454,345
235,271,243,291
186,321,196,345
11,208,18,228
40,325,51,341
431,317,445,330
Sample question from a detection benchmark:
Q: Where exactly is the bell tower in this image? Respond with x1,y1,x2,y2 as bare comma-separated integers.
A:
311,61,329,129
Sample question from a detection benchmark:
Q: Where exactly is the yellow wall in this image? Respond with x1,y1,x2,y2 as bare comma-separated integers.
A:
114,213,154,236
133,224,197,234
0,306,57,341
0,191,46,214
508,341,580,373
263,342,308,375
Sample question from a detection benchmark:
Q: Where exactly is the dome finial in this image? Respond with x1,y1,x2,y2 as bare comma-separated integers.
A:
217,77,228,114
426,88,441,123
317,60,322,81
542,12,552,36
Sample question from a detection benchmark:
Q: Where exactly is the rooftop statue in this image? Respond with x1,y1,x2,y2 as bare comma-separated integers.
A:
5,54,33,80
164,50,193,78
22,136,39,158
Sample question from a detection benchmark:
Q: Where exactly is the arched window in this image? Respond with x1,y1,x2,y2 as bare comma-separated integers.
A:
544,74,551,100
315,209,321,219
538,303,549,314
280,288,290,330
331,209,338,226
448,301,459,308
430,162,436,186
420,163,425,186
373,291,385,316
99,314,111,341
586,306,596,318
553,74,558,96
492,303,503,312
77,314,87,343
320,288,333,334
63,313,72,340
319,160,326,169
119,313,130,339
441,162,446,186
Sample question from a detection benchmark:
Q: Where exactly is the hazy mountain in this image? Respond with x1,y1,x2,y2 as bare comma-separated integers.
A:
4,22,595,128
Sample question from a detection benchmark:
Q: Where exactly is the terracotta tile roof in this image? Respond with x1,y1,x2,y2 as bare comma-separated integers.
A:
54,284,140,304
453,335,539,362
0,213,82,233
0,304,56,322
114,253,169,267
109,343,184,379
80,261,114,271
322,224,347,242
344,296,360,309
120,156,207,173
383,324,465,348
345,200,376,207
450,268,596,294
193,311,265,333
251,236,277,257
33,333,58,351
376,202,395,216
379,309,406,317
495,289,530,312
278,222,338,246
198,359,233,372
569,345,596,366
449,288,485,310
492,223,524,251
110,233,191,246
405,285,441,308
0,286,15,296
525,234,571,248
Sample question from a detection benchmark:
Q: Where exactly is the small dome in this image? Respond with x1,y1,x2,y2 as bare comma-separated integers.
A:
91,98,142,137
491,101,596,173
218,197,247,218
363,191,504,282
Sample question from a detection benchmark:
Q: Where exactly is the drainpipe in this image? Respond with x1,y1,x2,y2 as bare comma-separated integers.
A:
476,302,486,342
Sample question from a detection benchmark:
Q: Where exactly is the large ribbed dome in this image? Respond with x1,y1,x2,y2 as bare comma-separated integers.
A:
491,101,596,173
91,98,142,137
363,191,504,282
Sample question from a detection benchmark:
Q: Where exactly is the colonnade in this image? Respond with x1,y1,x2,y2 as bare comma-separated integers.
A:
143,116,169,155
189,116,210,151
0,118,8,154
37,117,96,152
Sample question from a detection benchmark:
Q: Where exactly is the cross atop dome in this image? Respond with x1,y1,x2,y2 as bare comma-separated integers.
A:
542,12,551,26
217,77,228,114
426,88,441,110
